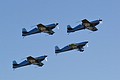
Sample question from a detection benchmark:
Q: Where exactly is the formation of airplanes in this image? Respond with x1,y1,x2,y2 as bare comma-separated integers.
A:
13,19,102,69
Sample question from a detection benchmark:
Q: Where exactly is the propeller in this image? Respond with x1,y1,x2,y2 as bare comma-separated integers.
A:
55,23,59,29
45,57,48,62
57,25,59,29
100,21,103,24
86,43,89,47
99,18,103,24
99,18,102,21
84,40,89,47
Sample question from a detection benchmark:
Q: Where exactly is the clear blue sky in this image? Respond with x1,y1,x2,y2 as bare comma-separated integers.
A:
0,0,120,80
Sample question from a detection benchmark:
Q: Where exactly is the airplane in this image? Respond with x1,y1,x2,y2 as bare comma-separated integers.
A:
12,55,47,69
55,41,88,54
22,23,59,36
67,19,102,33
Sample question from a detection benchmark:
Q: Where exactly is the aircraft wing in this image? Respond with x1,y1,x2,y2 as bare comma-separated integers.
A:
27,56,36,61
27,56,38,64
82,19,92,28
86,26,98,31
37,24,55,35
47,30,55,35
82,19,98,31
36,62,44,67
37,24,46,28
82,19,91,23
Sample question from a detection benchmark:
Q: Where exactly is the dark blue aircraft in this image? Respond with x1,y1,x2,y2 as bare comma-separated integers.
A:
67,19,102,33
22,23,59,36
13,55,47,69
55,41,88,54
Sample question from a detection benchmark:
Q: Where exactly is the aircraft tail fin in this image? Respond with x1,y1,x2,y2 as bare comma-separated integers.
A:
13,60,18,68
13,60,17,64
67,25,73,30
55,46,60,50
22,28,28,36
22,28,27,33
67,25,73,33
55,46,60,54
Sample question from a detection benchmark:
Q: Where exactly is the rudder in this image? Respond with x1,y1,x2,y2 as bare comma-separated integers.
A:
13,60,17,65
55,46,60,54
22,28,28,36
67,25,73,30
55,46,60,51
22,28,27,33
13,60,18,69
67,25,73,33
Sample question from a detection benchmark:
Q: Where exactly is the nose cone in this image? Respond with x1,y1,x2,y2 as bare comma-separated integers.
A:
56,23,59,25
82,41,88,47
79,41,88,46
99,19,102,21
44,55,48,61
44,55,47,58
81,41,88,45
99,19,103,24
84,41,88,44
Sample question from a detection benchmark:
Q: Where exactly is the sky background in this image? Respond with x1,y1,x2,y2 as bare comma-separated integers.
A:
0,0,120,80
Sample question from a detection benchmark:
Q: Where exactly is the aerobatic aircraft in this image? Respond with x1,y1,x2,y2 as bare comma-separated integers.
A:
13,55,47,69
67,19,102,33
55,41,88,54
22,23,59,36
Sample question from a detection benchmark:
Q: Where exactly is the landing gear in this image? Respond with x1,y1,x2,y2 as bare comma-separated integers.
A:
80,49,84,52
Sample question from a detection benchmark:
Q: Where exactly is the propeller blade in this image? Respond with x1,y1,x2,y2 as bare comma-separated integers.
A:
45,57,48,62
57,26,59,29
99,19,103,24
86,43,89,47
100,21,103,24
